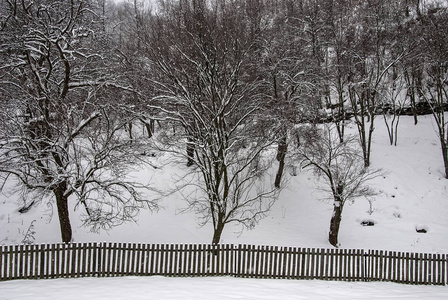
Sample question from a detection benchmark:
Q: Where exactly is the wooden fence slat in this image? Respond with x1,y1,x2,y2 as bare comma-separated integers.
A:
197,244,202,276
6,245,11,280
174,244,180,276
203,244,208,276
17,245,23,279
22,245,28,279
216,244,221,275
72,243,79,278
158,244,164,275
139,243,145,275
123,242,129,276
64,243,70,278
160,243,165,275
285,247,291,279
118,243,124,276
254,245,260,278
246,244,252,277
79,243,85,278
105,243,112,277
347,249,352,281
254,245,259,278
167,244,175,276
118,242,125,276
184,244,190,276
210,244,215,276
148,244,155,275
140,243,145,275
6,245,12,280
28,245,34,279
191,244,197,276
379,250,384,281
404,252,409,284
166,244,172,276
0,244,3,281
345,249,350,281
100,242,107,277
134,243,140,275
417,252,422,284
69,243,74,278
17,245,22,279
39,244,45,279
122,243,128,276
399,252,404,283
47,244,52,279
13,245,17,279
266,246,272,278
51,244,57,278
175,244,180,276
181,244,187,276
126,243,132,275
152,243,158,276
441,254,446,285
433,253,438,285
92,242,97,277
223,244,228,275
109,243,116,277
373,250,378,281
334,249,340,280
248,245,254,278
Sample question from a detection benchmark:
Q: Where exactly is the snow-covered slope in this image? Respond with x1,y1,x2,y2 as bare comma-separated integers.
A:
1,115,447,254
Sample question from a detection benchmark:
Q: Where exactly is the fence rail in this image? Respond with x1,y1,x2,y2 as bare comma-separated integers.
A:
0,243,446,285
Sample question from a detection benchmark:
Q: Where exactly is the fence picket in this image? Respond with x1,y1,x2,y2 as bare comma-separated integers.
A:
442,254,447,285
148,243,154,275
140,243,146,275
0,245,2,280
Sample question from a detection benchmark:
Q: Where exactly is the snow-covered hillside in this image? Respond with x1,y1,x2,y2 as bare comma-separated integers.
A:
1,114,447,254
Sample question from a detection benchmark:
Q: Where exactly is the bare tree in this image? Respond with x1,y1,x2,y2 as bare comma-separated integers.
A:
380,70,406,146
324,0,357,143
419,6,448,178
258,0,325,188
299,125,382,247
0,0,157,243
344,0,405,167
145,0,279,244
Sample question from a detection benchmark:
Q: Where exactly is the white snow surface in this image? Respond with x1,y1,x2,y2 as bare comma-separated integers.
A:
0,276,447,300
1,115,448,298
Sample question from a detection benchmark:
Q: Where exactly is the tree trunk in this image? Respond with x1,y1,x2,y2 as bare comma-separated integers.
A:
329,197,343,247
274,136,287,188
54,182,72,244
127,122,133,141
141,118,155,138
440,139,448,179
212,220,225,244
404,70,419,125
186,137,195,167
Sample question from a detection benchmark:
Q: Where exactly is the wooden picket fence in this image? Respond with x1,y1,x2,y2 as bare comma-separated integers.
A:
0,243,446,285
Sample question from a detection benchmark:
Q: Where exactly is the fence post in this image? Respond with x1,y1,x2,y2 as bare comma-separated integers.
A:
363,249,368,282
444,254,447,286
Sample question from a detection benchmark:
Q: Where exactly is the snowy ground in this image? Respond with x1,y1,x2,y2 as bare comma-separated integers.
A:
1,115,448,297
1,276,447,300
1,115,447,253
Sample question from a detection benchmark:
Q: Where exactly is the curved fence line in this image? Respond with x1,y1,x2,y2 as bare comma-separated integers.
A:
0,243,446,285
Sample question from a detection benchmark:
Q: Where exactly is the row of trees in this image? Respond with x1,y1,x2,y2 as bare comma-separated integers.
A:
1,0,447,247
